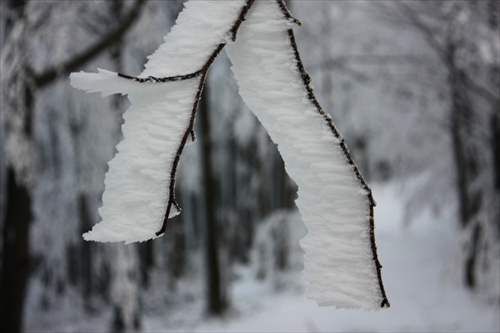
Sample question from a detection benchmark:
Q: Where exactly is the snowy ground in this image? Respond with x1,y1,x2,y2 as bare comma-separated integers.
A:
144,182,500,333
26,182,499,332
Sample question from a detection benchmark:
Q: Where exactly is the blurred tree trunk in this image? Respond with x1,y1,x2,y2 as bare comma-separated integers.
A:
199,83,228,316
110,244,141,332
1,169,32,333
0,3,33,331
169,218,186,280
446,42,483,289
493,112,500,192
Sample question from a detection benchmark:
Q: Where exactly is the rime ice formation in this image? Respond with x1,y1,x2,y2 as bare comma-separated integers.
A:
70,1,246,243
70,0,389,309
226,1,388,309
70,75,197,243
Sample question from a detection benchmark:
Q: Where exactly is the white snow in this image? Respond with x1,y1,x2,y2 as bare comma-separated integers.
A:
140,0,246,78
142,183,499,332
69,1,248,243
70,75,199,243
226,0,385,309
71,0,389,308
24,182,500,332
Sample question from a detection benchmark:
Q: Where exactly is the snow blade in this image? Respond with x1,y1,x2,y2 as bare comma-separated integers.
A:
226,0,389,309
70,0,389,309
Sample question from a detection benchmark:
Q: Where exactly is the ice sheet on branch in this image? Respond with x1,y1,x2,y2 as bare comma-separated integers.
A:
226,0,387,309
70,0,246,243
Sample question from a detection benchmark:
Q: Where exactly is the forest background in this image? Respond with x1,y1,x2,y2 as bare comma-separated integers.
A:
1,1,499,332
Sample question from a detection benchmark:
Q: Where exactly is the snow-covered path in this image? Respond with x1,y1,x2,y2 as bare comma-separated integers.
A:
25,182,499,332
145,183,500,332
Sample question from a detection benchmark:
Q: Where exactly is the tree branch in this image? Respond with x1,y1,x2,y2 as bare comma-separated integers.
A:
155,0,257,236
153,0,302,236
34,0,147,88
118,70,202,83
280,3,389,308
230,0,256,41
276,0,302,26
94,0,257,237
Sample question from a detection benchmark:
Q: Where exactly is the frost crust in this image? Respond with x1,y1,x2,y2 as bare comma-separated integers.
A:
70,1,246,243
227,0,383,309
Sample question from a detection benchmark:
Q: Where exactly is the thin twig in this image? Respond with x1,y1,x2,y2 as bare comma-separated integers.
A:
230,0,256,42
118,70,202,83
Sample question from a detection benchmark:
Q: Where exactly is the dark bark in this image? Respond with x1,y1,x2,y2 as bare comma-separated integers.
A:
199,83,228,316
447,44,482,229
138,241,154,288
447,43,482,288
0,168,32,333
0,25,34,327
493,112,500,191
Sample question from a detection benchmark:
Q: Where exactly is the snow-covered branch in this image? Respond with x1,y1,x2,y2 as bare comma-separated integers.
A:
71,0,390,310
71,0,256,241
226,0,389,309
286,22,388,309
